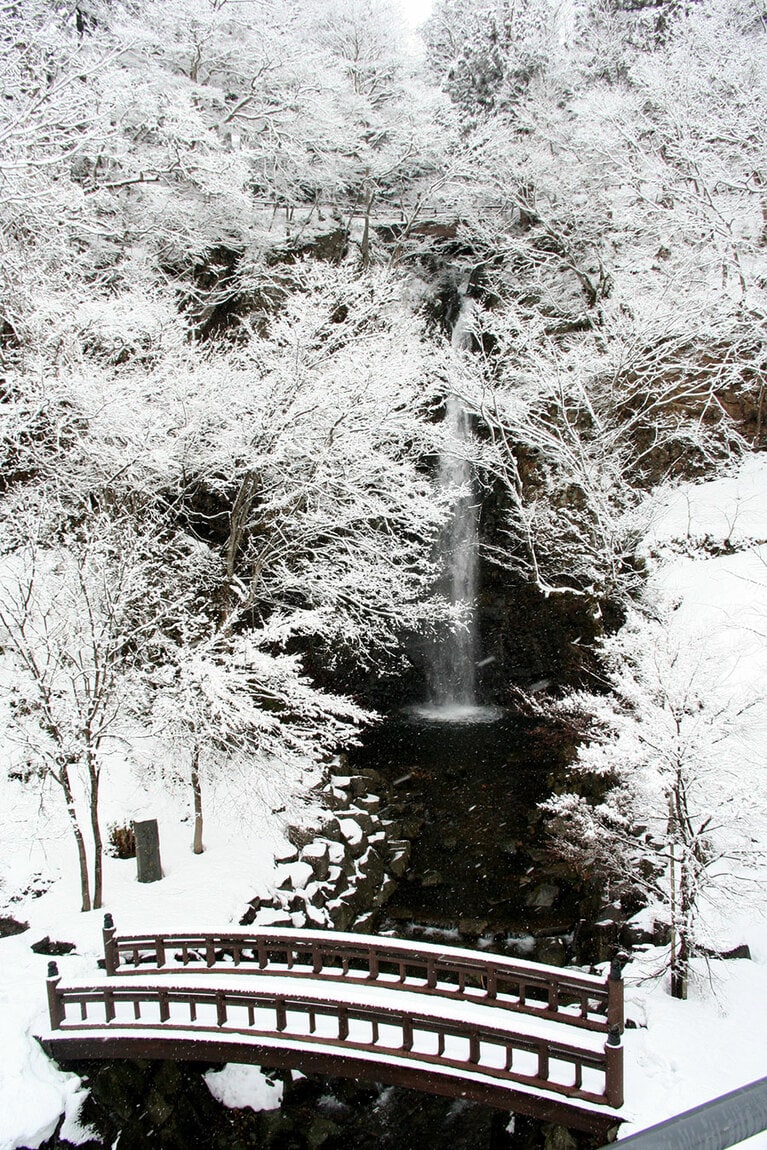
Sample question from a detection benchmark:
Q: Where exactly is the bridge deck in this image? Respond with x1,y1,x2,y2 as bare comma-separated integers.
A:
103,925,622,1033
39,923,625,1139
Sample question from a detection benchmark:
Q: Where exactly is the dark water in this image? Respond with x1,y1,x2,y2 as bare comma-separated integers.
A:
353,708,581,962
269,708,591,1150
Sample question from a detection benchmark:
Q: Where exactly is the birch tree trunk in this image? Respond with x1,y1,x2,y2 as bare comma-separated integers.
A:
191,745,204,855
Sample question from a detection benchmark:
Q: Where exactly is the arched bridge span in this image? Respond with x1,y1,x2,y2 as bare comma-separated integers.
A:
39,921,625,1138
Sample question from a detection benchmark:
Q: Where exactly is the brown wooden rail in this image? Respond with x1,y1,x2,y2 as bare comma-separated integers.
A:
101,918,624,1035
44,970,623,1113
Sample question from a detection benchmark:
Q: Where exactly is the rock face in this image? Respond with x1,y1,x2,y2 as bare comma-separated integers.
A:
239,761,423,933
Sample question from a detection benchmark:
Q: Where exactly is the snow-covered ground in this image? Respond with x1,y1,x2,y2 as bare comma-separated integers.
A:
617,451,767,1144
3,453,767,1148
0,763,305,1149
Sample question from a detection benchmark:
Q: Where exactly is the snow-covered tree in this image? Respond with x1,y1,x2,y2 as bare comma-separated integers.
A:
0,514,171,910
143,623,369,855
543,603,767,997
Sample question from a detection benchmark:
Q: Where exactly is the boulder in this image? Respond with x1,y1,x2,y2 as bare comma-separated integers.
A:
385,840,411,878
327,840,348,867
338,817,366,859
275,861,314,891
355,793,381,815
525,883,559,909
347,807,375,835
0,917,29,938
301,841,330,881
326,897,356,932
273,843,299,865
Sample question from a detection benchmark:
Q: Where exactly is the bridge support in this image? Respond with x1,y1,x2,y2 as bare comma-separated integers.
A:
40,1033,622,1140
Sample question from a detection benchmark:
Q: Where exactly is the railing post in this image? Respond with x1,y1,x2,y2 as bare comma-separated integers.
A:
155,935,166,968
368,947,379,981
216,990,227,1027
159,988,170,1023
338,1006,349,1041
402,1014,413,1052
46,961,64,1029
103,913,118,976
608,953,625,1034
104,987,116,1023
537,1041,550,1083
312,943,322,975
485,965,497,1001
605,1024,624,1108
469,1030,481,1064
275,997,287,1032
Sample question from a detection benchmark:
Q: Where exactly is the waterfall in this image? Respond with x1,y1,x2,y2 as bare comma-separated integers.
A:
427,392,479,709
420,288,490,720
412,286,502,725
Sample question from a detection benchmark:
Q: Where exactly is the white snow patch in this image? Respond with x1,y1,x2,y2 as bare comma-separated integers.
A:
204,1064,283,1112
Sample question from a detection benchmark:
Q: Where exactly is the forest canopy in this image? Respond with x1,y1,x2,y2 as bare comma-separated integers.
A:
1,0,765,974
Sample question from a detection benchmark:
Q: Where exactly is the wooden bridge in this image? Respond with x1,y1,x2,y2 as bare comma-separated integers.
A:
39,918,625,1138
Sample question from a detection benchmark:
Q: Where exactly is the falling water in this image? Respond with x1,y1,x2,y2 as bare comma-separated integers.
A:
417,289,502,723
427,392,480,709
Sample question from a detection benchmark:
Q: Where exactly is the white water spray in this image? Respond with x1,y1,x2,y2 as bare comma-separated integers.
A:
427,391,479,708
418,289,501,723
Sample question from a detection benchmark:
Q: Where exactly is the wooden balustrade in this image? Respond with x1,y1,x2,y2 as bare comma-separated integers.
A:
45,970,622,1109
102,921,622,1035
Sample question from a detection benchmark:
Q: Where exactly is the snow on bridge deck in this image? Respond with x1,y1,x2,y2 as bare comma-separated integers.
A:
38,924,626,1138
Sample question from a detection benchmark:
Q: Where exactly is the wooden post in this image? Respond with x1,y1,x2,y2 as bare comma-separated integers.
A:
102,913,118,976
104,987,116,1023
46,962,64,1029
275,997,287,1032
605,1025,624,1108
402,1014,413,1052
485,965,497,1000
338,1006,349,1041
608,954,625,1034
537,1041,550,1083
216,991,226,1027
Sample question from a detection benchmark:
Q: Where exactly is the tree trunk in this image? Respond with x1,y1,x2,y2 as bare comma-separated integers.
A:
360,183,374,268
671,936,689,1000
88,757,104,910
191,746,204,855
60,765,91,912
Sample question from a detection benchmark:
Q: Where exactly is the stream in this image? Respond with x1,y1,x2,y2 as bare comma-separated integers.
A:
355,708,584,968
260,707,594,1150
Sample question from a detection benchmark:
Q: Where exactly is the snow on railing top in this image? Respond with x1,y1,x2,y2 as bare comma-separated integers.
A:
101,917,624,1035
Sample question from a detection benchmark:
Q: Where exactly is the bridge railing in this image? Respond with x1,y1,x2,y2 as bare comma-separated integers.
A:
45,965,624,1109
102,919,623,1035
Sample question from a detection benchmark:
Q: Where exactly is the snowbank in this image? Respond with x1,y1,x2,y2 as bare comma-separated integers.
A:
617,453,767,1144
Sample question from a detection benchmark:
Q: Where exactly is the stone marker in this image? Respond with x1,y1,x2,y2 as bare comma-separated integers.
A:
134,818,163,883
